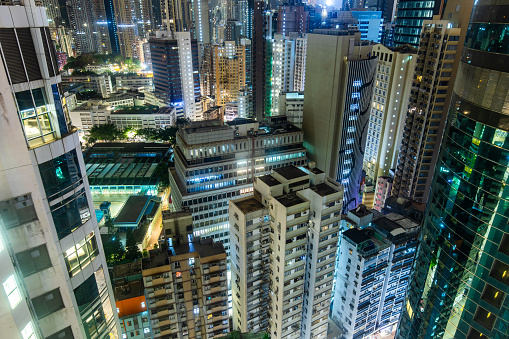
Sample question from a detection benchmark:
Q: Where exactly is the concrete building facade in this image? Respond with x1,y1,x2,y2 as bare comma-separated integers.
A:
229,165,343,338
0,2,120,338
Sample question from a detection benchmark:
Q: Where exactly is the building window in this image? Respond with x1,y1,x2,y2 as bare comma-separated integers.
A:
50,189,91,240
32,288,65,319
45,326,73,339
64,232,99,277
16,244,52,277
15,88,56,147
21,322,36,339
38,149,82,199
3,275,22,309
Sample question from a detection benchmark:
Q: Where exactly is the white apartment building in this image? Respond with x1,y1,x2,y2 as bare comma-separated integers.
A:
169,117,307,257
69,100,176,137
229,165,343,338
0,1,121,338
62,74,114,98
331,213,419,339
116,76,154,92
175,32,201,121
363,44,416,184
293,34,307,92
278,92,304,128
237,88,253,119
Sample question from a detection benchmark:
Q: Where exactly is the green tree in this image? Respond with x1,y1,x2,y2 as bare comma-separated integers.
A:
154,163,170,188
125,229,142,261
102,235,125,266
88,123,121,142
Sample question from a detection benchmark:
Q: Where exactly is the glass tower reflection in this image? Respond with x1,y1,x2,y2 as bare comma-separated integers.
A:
396,1,509,338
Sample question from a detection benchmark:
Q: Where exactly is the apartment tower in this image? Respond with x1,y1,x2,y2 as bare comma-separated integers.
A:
0,1,120,338
392,0,474,203
229,165,343,338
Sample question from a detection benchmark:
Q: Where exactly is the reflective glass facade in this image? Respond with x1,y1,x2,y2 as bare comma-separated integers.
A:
396,1,509,338
394,0,439,47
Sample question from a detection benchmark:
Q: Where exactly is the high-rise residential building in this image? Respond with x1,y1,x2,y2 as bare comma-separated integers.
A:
331,211,420,338
168,118,307,257
396,0,509,338
363,44,416,184
143,211,230,338
237,88,253,119
149,31,201,120
268,33,296,116
229,164,343,338
303,31,377,212
276,3,309,35
213,41,246,106
393,0,444,47
66,0,112,54
392,3,473,203
293,34,307,92
113,0,151,59
113,261,151,339
236,0,252,39
252,0,268,121
374,175,392,212
0,2,120,338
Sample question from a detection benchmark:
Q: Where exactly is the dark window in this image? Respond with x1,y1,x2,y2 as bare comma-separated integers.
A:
480,284,504,309
0,28,27,84
40,27,58,77
473,306,496,330
46,326,74,339
51,84,69,135
0,194,37,229
38,149,82,199
50,189,91,239
74,274,99,314
32,289,65,319
489,259,509,285
16,244,52,277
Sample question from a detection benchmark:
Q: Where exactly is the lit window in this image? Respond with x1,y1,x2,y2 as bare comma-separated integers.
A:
144,328,150,334
350,104,359,111
123,334,127,339
116,307,119,313
351,92,360,99
141,302,146,308
353,80,362,87
21,322,35,339
194,307,200,314
3,275,21,309
176,272,182,278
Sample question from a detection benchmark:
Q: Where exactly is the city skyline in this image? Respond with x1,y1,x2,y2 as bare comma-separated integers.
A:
0,0,508,338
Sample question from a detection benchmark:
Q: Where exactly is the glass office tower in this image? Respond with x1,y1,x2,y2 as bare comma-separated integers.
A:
396,1,509,338
393,0,441,47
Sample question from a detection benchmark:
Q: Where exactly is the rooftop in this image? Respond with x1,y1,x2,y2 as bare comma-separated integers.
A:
114,278,144,301
231,196,266,214
112,105,159,115
273,165,307,180
275,192,306,208
143,237,226,270
113,260,142,279
343,228,371,245
257,174,281,187
349,204,372,218
310,182,339,197
114,195,150,224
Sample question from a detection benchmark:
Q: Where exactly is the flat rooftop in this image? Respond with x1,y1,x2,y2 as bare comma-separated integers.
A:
273,166,307,180
114,278,144,301
231,196,266,214
113,260,142,279
143,238,226,270
115,195,150,224
257,174,281,187
84,143,170,187
112,105,159,114
349,204,372,218
310,183,339,197
275,192,306,208
343,228,371,245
